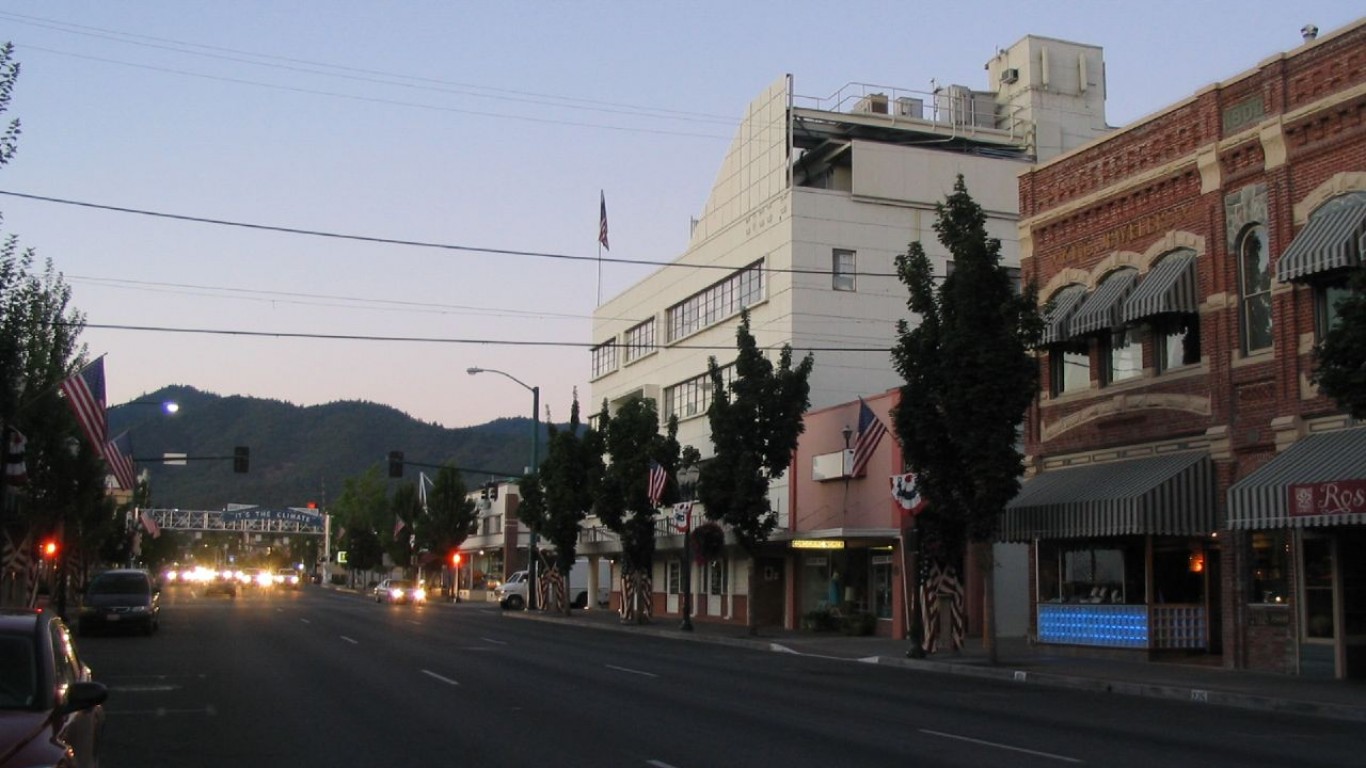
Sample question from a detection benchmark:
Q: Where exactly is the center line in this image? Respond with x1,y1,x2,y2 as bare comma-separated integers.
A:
919,729,1082,763
340,635,358,644
421,669,460,686
605,664,657,678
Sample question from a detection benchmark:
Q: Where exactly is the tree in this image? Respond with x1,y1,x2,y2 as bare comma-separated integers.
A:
696,309,813,634
518,395,603,614
332,467,388,583
415,465,479,568
1312,267,1366,418
387,481,420,572
890,175,1041,662
594,396,680,624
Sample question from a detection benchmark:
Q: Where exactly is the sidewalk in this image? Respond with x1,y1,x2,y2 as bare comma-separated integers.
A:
484,602,1366,723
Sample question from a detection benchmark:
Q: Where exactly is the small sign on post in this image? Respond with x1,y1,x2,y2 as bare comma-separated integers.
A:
163,453,188,466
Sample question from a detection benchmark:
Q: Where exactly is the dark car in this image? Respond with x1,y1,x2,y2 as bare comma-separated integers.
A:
78,569,160,636
203,572,238,598
0,609,107,768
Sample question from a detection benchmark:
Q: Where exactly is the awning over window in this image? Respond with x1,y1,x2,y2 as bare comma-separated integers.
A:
1122,251,1198,322
1070,269,1139,336
999,452,1216,542
1275,201,1366,282
1039,284,1087,345
1227,427,1366,529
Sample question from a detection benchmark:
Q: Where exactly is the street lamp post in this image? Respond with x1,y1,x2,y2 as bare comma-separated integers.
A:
676,463,699,632
467,367,539,610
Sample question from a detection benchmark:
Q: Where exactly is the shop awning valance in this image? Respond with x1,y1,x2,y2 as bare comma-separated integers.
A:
999,451,1216,542
1227,427,1366,529
1039,284,1087,345
1122,251,1198,322
1070,269,1139,336
1275,201,1366,282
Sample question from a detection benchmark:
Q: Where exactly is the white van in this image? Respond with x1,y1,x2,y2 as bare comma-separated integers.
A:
494,559,610,610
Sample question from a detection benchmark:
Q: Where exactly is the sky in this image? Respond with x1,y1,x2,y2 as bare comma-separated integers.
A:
0,1,1361,428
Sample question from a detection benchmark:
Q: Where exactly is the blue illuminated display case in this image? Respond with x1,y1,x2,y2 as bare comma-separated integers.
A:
1038,604,1149,648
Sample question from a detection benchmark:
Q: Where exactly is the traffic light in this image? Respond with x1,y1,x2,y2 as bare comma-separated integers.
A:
39,538,58,559
452,552,462,568
387,450,404,478
233,446,249,473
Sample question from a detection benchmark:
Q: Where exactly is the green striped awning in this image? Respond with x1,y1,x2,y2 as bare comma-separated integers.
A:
1039,284,1087,345
999,452,1216,542
1123,251,1198,322
1227,427,1366,529
1275,201,1366,282
1070,269,1139,336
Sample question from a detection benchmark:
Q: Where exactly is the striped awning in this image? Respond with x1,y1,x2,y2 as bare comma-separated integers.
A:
1123,251,1198,322
1275,201,1366,282
1227,427,1366,529
1070,269,1139,336
999,452,1216,542
1039,284,1087,345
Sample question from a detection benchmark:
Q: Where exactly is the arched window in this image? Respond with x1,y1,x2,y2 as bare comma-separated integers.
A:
1238,224,1273,353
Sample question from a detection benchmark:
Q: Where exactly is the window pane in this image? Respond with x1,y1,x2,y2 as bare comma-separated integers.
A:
1108,328,1142,383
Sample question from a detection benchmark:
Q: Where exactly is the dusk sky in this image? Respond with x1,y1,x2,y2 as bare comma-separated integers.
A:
1,2,1361,428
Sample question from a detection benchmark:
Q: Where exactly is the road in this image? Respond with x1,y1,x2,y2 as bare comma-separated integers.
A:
74,584,1360,767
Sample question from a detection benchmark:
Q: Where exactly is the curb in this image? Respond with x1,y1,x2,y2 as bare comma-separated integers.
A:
502,610,1366,723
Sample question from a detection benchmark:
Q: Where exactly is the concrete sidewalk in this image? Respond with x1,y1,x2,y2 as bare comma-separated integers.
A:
483,602,1366,723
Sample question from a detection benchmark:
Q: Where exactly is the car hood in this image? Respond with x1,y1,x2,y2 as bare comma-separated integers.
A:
85,592,150,608
0,709,65,766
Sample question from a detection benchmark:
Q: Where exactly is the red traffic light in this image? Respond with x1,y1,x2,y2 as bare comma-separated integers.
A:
40,539,58,558
451,552,462,567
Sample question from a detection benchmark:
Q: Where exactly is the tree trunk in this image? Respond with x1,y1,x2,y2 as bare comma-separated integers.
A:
977,539,998,664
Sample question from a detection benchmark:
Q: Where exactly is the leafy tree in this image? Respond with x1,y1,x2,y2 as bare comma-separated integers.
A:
1312,267,1366,418
518,395,603,614
414,465,479,564
696,309,813,633
332,467,387,583
890,175,1041,662
594,396,680,623
387,481,420,572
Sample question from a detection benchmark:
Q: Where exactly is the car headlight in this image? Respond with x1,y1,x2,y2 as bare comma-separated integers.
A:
413,588,426,601
389,589,403,600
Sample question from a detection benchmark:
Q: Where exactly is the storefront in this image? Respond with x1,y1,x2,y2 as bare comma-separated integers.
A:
791,536,900,634
1001,450,1219,654
1227,426,1366,679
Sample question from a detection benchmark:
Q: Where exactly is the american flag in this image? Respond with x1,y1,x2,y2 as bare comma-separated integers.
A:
647,460,667,506
850,398,888,477
105,431,137,491
598,191,609,250
140,509,161,539
4,427,27,486
59,357,108,454
393,514,406,538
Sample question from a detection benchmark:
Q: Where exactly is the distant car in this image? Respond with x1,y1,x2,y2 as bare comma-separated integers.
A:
275,569,302,590
374,579,425,605
239,568,272,589
203,573,238,598
0,609,107,768
78,569,160,636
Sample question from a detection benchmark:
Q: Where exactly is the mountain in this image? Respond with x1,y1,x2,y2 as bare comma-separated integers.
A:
108,386,543,510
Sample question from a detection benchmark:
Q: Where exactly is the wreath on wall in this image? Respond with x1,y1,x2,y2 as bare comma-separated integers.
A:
691,522,725,563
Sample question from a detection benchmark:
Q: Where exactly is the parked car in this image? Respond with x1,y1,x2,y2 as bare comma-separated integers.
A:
373,579,425,605
78,569,160,636
0,609,107,768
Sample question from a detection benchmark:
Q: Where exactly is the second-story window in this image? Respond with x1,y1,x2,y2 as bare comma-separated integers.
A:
833,249,856,291
1049,339,1090,396
591,340,618,379
1239,224,1273,353
623,319,655,363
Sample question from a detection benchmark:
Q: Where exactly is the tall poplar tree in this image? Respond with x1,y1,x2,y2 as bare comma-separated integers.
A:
890,175,1041,662
697,310,812,633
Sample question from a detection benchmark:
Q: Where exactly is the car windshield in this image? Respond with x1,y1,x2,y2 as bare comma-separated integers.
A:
89,573,149,595
0,635,37,709
390,581,412,589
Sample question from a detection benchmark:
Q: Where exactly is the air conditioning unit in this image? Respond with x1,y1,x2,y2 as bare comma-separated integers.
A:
895,97,924,119
1001,67,1019,85
853,93,889,115
812,450,853,482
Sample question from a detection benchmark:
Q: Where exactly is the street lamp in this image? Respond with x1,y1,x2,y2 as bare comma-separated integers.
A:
126,399,179,415
467,366,540,610
676,463,699,632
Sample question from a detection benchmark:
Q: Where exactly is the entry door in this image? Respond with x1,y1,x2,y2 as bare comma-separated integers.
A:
1300,530,1366,680
1341,528,1366,679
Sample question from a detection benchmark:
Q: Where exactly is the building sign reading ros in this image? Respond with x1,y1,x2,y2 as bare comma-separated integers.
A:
1289,480,1366,517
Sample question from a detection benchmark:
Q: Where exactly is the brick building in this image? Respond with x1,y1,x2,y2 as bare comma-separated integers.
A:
1006,19,1366,678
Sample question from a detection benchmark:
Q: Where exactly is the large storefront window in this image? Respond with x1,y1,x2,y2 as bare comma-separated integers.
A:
1038,539,1143,604
1250,530,1289,604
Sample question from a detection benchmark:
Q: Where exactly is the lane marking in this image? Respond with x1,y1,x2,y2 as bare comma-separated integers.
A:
919,729,1082,763
481,637,508,645
300,618,311,624
340,635,359,644
421,669,460,686
646,761,680,768
605,664,657,678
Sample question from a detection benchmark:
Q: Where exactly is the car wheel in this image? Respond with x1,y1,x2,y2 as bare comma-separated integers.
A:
505,594,525,610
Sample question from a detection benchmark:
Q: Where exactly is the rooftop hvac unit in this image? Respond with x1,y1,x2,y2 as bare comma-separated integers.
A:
895,97,924,119
853,93,889,115
1001,67,1019,85
935,84,974,126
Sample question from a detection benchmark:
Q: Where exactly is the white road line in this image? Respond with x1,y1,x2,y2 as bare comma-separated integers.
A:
646,761,680,768
605,664,658,678
421,669,460,686
340,635,359,644
300,618,311,624
481,637,508,645
919,729,1082,763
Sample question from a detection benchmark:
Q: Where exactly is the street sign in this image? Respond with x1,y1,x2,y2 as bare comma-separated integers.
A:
163,452,187,466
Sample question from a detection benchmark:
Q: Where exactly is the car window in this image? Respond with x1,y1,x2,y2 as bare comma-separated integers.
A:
392,581,412,589
0,635,37,708
49,621,78,690
90,573,150,595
